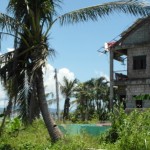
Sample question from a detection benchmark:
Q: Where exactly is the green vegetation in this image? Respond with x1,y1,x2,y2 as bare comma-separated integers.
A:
1,108,150,149
0,0,150,142
60,77,78,120
0,119,51,150
101,107,150,150
0,119,101,150
70,77,110,123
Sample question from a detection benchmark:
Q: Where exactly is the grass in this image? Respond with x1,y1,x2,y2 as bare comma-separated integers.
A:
2,108,150,150
0,119,110,150
0,119,51,150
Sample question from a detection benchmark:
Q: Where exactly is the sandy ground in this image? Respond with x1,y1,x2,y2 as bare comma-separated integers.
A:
96,122,111,126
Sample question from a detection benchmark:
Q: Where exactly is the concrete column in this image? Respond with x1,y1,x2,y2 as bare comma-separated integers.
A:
54,69,60,121
110,49,114,110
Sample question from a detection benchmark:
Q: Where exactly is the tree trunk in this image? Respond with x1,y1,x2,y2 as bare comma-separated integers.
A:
85,99,88,121
63,98,70,120
29,80,40,124
36,68,63,142
80,98,85,121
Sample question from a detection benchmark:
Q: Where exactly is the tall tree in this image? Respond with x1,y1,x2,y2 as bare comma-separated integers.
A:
93,77,109,120
0,0,150,142
74,82,94,121
0,0,63,142
73,77,109,122
60,77,77,120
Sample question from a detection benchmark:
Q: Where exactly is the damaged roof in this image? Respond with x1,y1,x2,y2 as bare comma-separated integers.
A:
111,16,150,49
109,16,150,62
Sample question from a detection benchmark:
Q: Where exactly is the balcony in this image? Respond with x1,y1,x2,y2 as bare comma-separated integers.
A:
114,70,128,85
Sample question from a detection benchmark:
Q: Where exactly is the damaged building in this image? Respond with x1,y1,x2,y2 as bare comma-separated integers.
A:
108,16,150,111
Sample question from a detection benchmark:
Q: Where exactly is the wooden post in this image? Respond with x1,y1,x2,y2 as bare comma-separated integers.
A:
110,49,114,110
54,69,60,121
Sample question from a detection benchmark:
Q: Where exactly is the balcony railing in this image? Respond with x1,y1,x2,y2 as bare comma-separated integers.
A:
114,70,128,81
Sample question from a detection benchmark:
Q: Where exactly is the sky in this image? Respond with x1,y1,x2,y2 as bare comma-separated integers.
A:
0,0,146,108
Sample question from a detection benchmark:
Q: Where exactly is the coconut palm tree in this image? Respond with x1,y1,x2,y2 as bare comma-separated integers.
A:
0,0,150,142
0,0,64,142
93,77,110,120
74,82,94,121
73,77,109,122
60,77,77,120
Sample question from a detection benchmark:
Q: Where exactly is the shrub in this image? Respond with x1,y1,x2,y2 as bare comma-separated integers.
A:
104,105,127,143
116,109,150,150
0,119,51,150
0,144,13,150
102,106,150,150
5,117,23,136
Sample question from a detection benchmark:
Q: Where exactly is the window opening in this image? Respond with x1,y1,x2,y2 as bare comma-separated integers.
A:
133,55,146,70
136,100,142,108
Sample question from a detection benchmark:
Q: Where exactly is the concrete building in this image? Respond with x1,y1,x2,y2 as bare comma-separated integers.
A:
109,16,150,111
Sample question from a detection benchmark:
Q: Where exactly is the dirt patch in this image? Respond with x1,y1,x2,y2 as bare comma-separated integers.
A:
96,122,111,126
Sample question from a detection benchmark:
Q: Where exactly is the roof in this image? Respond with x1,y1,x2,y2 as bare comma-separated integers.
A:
109,16,150,62
111,16,150,49
121,18,144,37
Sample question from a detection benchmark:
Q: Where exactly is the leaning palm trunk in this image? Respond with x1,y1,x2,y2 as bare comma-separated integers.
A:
36,68,63,142
28,79,40,123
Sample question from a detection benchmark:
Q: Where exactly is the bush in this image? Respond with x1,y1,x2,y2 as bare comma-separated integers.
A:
5,117,23,136
104,105,127,143
0,119,51,150
116,109,150,150
0,144,13,150
102,106,150,150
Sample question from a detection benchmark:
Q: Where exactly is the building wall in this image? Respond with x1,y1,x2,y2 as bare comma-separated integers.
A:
127,46,150,79
126,84,150,108
122,22,150,45
113,19,150,109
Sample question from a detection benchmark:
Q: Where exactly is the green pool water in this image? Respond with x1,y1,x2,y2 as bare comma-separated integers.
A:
58,124,111,136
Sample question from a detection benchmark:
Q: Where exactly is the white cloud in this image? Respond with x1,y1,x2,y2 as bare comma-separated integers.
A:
43,64,75,95
7,48,14,52
94,71,110,81
58,68,75,83
43,64,75,109
43,64,55,96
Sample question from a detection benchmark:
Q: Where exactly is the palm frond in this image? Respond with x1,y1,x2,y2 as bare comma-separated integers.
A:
17,79,30,121
58,0,150,25
60,77,77,98
0,13,21,32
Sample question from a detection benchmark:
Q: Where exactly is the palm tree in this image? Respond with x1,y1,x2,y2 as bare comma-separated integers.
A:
74,82,94,121
60,77,77,120
73,77,109,122
0,0,149,142
93,77,110,120
0,0,63,142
